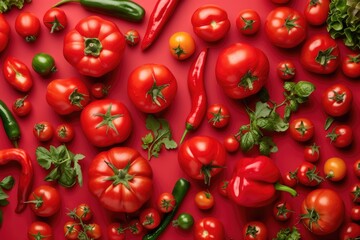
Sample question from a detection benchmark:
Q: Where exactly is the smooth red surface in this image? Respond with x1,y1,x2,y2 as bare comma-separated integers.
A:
0,0,359,239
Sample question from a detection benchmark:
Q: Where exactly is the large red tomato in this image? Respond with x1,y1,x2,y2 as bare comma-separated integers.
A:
178,136,226,185
127,64,177,113
0,14,10,53
215,43,269,99
88,147,153,212
194,217,225,240
63,16,125,77
301,188,344,235
265,7,307,48
80,99,132,147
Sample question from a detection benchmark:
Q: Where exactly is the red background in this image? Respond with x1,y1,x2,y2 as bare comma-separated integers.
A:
0,0,359,239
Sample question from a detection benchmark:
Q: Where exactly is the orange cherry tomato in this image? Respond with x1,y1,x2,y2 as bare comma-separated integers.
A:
169,32,196,60
324,157,347,182
194,191,215,210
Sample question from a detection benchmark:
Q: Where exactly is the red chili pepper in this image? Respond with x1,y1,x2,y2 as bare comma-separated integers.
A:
227,156,297,208
141,0,180,51
180,48,208,144
0,148,33,213
2,56,33,93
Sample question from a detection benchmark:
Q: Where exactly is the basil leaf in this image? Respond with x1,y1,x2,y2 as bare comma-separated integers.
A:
284,82,295,92
255,102,271,118
74,160,83,187
0,188,8,201
324,117,334,130
0,199,9,207
44,167,61,182
259,137,278,156
284,105,292,122
294,81,315,97
241,131,255,152
58,166,76,188
0,176,14,190
257,87,270,103
35,146,53,170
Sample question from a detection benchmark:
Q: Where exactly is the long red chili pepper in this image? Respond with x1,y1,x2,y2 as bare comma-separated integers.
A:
0,148,33,213
141,0,180,51
180,48,208,144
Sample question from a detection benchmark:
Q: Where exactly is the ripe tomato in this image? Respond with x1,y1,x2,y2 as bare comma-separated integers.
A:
322,83,353,117
43,7,67,33
243,221,267,240
107,222,126,240
218,180,229,197
64,221,81,240
327,125,353,148
139,207,161,230
276,60,296,80
223,135,240,153
33,121,54,142
195,191,215,210
350,183,360,203
353,159,360,178
300,34,340,74
301,189,344,235
282,170,298,187
86,223,102,239
323,157,346,181
273,201,292,221
304,143,320,162
297,162,323,187
342,53,360,78
80,99,133,147
12,95,32,117
27,185,61,217
0,14,10,53
340,222,360,240
235,9,261,35
28,221,53,240
75,203,93,222
125,29,140,46
128,219,144,235
304,0,330,26
55,123,75,143
206,103,230,128
46,78,90,115
157,192,176,213
289,118,314,142
15,12,41,42
169,32,196,60
351,206,360,222
90,83,110,99
3,56,33,92
265,7,307,48
127,64,177,113
194,217,225,240
32,53,57,77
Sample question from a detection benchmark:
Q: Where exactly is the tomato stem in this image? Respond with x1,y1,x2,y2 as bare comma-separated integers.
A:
274,182,297,197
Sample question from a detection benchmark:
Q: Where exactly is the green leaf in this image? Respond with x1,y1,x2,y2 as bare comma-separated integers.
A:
145,115,161,133
324,117,334,130
257,117,274,131
284,82,295,92
58,166,76,188
273,227,301,240
257,87,270,102
0,199,9,207
241,131,255,152
35,146,53,169
284,105,292,121
0,176,15,190
162,138,178,149
294,81,315,97
74,160,83,187
254,102,271,118
142,133,154,147
0,188,8,201
44,167,61,182
0,209,2,225
259,137,278,156
271,112,289,132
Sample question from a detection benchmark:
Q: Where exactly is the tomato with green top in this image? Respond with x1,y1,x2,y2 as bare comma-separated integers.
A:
15,12,41,42
276,60,296,80
323,157,346,181
321,83,352,117
289,118,314,142
139,207,161,230
195,191,215,210
43,7,67,33
33,121,54,142
27,185,61,217
12,95,32,117
194,217,225,240
304,143,320,162
206,103,230,128
125,29,140,46
304,0,330,26
55,123,75,143
236,9,261,35
28,221,53,240
169,32,196,60
342,53,360,78
157,192,176,213
243,221,267,240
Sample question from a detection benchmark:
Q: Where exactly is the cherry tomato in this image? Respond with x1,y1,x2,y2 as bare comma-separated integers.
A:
282,170,298,188
206,103,230,128
86,223,102,239
243,221,267,240
194,217,225,240
276,60,296,80
340,222,360,240
304,143,320,162
128,219,144,235
157,192,176,213
125,29,140,46
195,191,215,210
273,201,293,221
350,183,360,203
327,125,353,148
64,221,81,240
223,135,240,153
323,157,347,181
235,9,261,35
321,83,353,117
304,0,330,26
33,121,54,142
90,83,110,99
351,206,360,222
169,32,196,60
15,12,41,42
353,159,360,178
297,162,323,187
28,221,53,240
139,208,161,230
12,95,32,117
55,123,75,143
27,185,61,217
75,203,93,222
32,53,57,77
173,213,194,230
289,118,314,142
218,180,229,197
107,222,126,240
43,7,67,33
342,53,360,78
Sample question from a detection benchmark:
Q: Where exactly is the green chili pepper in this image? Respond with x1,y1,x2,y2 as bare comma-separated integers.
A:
143,178,190,240
54,0,145,22
0,100,20,147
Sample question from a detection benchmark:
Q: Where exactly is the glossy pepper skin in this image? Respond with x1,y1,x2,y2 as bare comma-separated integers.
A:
3,56,33,92
0,14,10,53
0,148,33,213
228,156,297,207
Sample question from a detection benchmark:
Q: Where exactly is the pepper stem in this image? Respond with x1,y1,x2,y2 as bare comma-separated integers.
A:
53,0,80,7
274,182,297,197
180,123,193,144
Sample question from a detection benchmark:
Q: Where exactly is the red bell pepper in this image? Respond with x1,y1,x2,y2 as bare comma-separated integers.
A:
2,56,33,93
228,156,297,207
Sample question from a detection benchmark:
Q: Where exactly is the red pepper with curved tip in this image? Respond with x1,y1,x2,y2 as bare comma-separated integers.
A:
228,156,297,207
180,48,208,144
141,0,180,51
2,56,33,93
0,148,33,213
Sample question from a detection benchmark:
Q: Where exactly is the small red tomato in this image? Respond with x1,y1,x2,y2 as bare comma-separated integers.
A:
243,221,267,240
342,53,360,79
289,118,314,142
75,203,93,222
28,221,53,240
351,206,360,222
128,219,144,235
33,121,54,142
207,103,230,128
194,217,225,240
327,125,353,148
157,192,176,213
282,170,298,188
276,60,296,80
12,95,32,117
90,83,110,99
43,7,67,33
353,159,360,178
235,9,261,35
350,183,360,203
218,180,228,197
195,191,215,210
340,222,360,240
64,221,81,240
304,143,320,162
55,123,75,143
223,135,240,153
125,29,140,46
273,201,293,221
139,208,161,230
322,83,353,117
304,0,330,26
27,185,61,217
15,12,41,42
107,222,126,240
297,162,323,187
86,223,102,239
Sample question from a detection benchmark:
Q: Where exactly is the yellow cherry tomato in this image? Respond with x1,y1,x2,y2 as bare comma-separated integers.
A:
169,32,196,60
324,157,347,181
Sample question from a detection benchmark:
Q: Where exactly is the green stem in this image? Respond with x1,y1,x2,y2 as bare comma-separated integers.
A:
274,182,297,197
53,0,79,7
